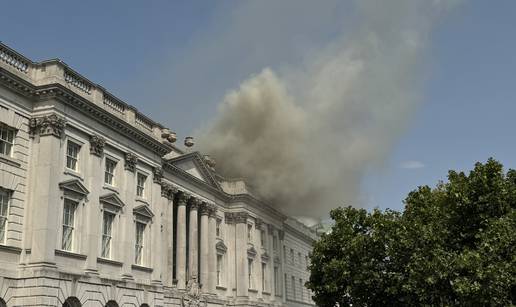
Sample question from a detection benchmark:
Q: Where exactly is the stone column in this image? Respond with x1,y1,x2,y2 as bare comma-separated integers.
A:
176,193,188,289
161,183,177,287
28,114,66,267
279,229,286,303
207,205,217,294
234,212,249,297
188,198,200,281
268,224,275,299
199,203,210,291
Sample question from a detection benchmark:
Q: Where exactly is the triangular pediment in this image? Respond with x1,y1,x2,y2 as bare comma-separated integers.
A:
133,204,154,219
166,152,221,190
247,246,257,258
99,193,125,209
59,179,89,198
216,241,228,254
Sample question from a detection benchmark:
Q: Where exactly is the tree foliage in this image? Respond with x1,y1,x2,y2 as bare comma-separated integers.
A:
307,159,516,306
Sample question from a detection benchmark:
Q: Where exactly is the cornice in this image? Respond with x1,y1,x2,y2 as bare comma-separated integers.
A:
283,222,317,244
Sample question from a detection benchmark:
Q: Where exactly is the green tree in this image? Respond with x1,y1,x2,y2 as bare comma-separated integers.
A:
307,159,516,306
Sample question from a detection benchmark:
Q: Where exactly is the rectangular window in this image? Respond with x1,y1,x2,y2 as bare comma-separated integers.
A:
62,199,77,251
248,258,253,289
0,124,15,157
273,235,278,250
283,246,286,261
217,254,223,286
284,274,288,298
247,224,253,241
104,159,117,186
66,141,80,171
274,266,280,294
299,278,303,300
135,222,145,264
292,276,296,299
136,173,146,197
290,249,294,264
216,218,221,237
101,211,115,258
260,229,266,247
298,252,302,267
0,188,10,243
262,262,266,291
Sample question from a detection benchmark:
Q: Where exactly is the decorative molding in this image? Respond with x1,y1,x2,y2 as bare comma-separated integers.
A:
133,204,154,220
189,198,202,210
160,182,178,199
124,152,137,172
199,202,211,216
208,204,217,218
177,192,190,207
153,166,163,183
247,246,257,259
59,179,89,199
234,212,248,224
89,134,105,156
182,276,207,307
99,193,125,211
29,114,66,138
255,218,263,230
261,252,270,262
216,241,227,254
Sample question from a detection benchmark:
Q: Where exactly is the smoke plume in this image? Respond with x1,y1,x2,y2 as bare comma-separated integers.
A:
196,0,460,221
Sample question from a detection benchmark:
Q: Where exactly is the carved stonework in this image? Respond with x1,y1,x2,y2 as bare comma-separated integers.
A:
89,135,105,156
29,114,66,138
208,204,217,218
177,192,190,206
255,218,263,230
189,198,202,210
224,212,234,224
124,152,137,172
161,182,178,199
234,212,248,224
199,202,210,216
181,276,206,307
153,166,163,183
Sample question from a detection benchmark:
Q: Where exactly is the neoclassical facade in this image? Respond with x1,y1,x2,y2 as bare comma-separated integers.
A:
0,43,317,307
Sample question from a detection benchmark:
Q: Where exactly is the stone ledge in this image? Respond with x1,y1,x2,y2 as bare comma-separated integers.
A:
55,249,87,260
97,257,123,267
131,264,153,273
0,244,22,254
0,154,21,167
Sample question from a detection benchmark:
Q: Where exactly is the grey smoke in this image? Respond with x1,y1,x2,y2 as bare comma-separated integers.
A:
196,0,461,221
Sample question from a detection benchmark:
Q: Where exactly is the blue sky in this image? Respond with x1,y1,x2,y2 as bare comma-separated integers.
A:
2,1,515,213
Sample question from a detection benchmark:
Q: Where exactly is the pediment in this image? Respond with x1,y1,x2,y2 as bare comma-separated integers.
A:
59,179,89,198
166,152,221,190
247,246,257,258
261,251,270,262
99,193,125,210
216,241,228,254
133,204,154,220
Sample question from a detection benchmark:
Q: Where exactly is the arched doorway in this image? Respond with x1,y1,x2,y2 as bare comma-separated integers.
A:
63,297,81,307
105,301,119,307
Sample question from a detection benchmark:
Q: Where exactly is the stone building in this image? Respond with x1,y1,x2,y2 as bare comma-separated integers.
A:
0,43,317,307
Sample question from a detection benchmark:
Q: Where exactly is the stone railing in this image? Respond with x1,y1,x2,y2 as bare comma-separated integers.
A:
64,69,92,94
0,45,30,73
135,113,153,131
103,93,126,115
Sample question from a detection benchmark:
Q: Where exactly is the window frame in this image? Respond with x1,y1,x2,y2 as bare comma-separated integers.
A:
101,211,115,259
0,123,15,157
136,172,147,198
66,140,81,172
0,188,11,244
248,258,254,289
134,221,146,265
104,158,117,186
216,254,223,286
61,198,78,251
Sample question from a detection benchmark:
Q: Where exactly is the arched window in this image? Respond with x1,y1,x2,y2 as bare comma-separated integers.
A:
63,297,81,307
105,301,119,307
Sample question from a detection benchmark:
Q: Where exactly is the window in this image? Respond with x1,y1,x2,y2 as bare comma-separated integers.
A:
273,235,278,251
66,141,80,171
298,252,301,266
101,211,115,258
305,255,309,267
290,249,294,264
136,173,146,197
260,229,266,247
217,254,223,285
292,276,296,299
274,266,280,294
104,159,117,186
216,218,221,237
299,279,303,300
261,262,266,291
62,199,77,251
0,188,10,243
248,258,253,289
0,124,15,156
247,224,253,241
284,274,288,298
135,222,145,264
283,246,286,261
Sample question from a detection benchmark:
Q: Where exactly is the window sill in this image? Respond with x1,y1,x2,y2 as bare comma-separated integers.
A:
262,291,271,295
135,197,150,206
0,154,21,167
102,184,119,194
64,169,84,181
55,249,87,260
132,264,153,273
216,285,227,290
248,288,258,293
97,257,123,267
0,244,22,254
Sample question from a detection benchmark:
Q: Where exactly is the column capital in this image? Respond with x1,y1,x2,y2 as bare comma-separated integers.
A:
208,204,217,218
29,114,66,138
255,218,264,229
177,192,190,206
153,166,163,183
89,134,106,156
160,182,178,199
189,197,202,210
199,202,211,216
124,152,138,172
